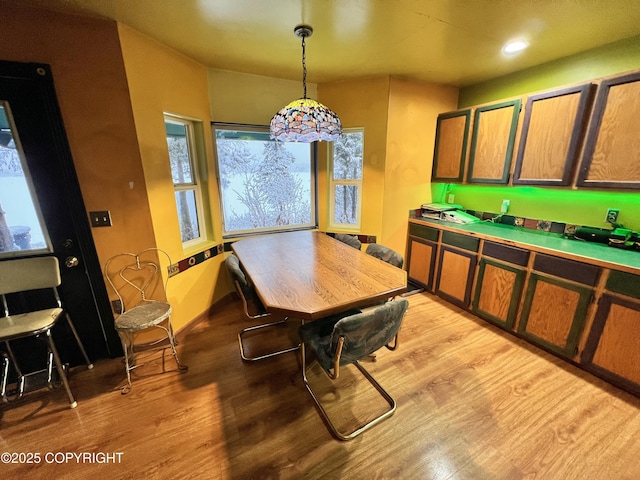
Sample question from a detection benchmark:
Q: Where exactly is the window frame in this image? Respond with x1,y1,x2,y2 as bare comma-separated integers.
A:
164,113,207,249
329,128,364,230
212,123,318,239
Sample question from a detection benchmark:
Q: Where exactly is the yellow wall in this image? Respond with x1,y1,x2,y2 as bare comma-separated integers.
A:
384,77,458,253
0,3,239,339
208,68,317,125
318,76,458,254
0,4,458,337
318,77,391,236
0,4,155,275
118,25,230,331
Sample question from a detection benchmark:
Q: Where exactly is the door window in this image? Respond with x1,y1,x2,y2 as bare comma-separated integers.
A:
0,102,51,257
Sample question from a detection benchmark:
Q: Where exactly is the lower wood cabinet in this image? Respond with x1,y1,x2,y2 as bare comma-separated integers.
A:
435,245,477,308
582,295,640,391
582,270,640,394
407,236,437,289
406,223,439,290
517,273,593,358
472,258,525,330
472,241,529,330
434,231,479,308
406,219,640,398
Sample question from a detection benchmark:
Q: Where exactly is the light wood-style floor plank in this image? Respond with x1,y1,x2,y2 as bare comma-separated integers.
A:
1,292,639,479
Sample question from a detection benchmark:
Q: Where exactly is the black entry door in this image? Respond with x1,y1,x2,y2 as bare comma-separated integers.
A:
0,60,120,370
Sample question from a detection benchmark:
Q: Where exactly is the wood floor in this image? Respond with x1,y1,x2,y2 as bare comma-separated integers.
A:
2,292,640,479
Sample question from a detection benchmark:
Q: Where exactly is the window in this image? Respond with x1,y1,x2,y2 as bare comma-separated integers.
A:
0,102,51,257
213,124,316,238
165,114,206,247
330,129,364,229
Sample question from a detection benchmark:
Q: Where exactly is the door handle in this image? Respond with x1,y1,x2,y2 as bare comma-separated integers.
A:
65,256,79,268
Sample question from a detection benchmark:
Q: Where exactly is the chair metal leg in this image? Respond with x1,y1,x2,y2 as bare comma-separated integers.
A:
117,320,187,394
64,312,94,369
119,333,133,395
300,342,396,441
44,330,77,408
1,352,9,403
166,320,188,372
5,342,25,400
46,350,55,389
238,318,300,361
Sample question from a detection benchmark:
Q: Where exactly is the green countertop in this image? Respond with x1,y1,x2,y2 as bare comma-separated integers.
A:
410,216,640,274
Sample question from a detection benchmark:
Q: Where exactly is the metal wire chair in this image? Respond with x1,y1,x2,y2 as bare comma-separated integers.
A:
104,248,187,394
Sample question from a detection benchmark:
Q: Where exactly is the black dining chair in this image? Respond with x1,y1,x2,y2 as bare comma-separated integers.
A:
365,243,404,268
334,233,362,250
298,298,409,441
225,254,299,361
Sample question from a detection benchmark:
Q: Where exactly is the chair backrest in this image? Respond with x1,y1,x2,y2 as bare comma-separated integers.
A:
331,298,409,366
0,256,61,295
104,248,170,314
365,243,404,269
224,253,267,318
334,233,362,250
224,254,251,297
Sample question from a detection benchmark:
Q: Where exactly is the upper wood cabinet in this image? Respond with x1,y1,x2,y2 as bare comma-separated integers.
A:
578,71,640,189
431,109,471,182
467,99,521,184
513,83,594,186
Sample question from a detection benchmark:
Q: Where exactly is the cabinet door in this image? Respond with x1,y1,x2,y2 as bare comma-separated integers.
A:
467,99,521,184
435,246,477,308
432,109,471,182
513,84,593,186
578,71,640,188
472,258,525,330
407,237,437,290
518,273,592,357
582,294,640,391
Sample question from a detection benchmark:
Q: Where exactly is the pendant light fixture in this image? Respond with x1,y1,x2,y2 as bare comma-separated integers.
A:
270,25,342,142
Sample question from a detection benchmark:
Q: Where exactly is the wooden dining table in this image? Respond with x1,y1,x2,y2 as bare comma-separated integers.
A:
231,230,407,320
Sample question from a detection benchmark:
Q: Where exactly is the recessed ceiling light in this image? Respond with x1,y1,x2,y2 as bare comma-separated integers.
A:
502,40,529,55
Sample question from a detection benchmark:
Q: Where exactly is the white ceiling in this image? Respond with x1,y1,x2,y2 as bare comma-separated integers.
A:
24,0,640,87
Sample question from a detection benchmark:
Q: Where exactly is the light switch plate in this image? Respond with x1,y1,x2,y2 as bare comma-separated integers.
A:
89,210,112,227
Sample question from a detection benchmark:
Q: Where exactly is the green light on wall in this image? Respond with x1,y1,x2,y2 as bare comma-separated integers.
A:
432,183,640,231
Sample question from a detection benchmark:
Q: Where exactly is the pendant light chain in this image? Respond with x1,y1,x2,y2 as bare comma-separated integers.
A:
301,35,307,99
269,24,342,142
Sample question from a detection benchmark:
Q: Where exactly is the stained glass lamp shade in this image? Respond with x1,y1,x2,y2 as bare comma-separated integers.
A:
270,98,342,142
270,25,342,143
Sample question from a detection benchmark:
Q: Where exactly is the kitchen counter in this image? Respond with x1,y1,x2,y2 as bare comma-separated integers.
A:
409,216,640,275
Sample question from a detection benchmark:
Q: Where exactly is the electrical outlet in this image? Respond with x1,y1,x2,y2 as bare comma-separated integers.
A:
606,208,620,224
501,199,510,214
447,193,455,204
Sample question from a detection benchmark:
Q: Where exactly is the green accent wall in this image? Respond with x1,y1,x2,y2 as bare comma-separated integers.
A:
432,183,640,231
435,34,640,233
